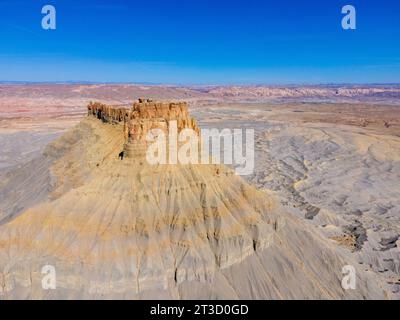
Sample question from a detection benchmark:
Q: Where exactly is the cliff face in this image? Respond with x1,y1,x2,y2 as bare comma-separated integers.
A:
87,101,129,123
88,99,200,158
0,100,389,299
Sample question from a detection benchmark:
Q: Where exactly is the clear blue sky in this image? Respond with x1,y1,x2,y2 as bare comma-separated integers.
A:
0,0,399,84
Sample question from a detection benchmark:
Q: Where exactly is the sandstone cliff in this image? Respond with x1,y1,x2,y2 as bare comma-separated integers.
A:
87,99,200,158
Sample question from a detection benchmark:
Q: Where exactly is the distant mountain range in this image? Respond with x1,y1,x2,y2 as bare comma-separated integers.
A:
1,83,400,105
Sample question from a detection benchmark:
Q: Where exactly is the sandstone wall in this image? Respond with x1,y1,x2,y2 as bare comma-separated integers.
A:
87,102,130,124
87,99,200,158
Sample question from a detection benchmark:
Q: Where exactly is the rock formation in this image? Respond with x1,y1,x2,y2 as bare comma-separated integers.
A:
87,101,129,124
0,99,391,299
88,99,200,159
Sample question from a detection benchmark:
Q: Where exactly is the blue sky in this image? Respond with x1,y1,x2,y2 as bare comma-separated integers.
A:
0,0,399,84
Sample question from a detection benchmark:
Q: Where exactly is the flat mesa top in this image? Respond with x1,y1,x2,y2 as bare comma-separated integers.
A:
88,99,191,122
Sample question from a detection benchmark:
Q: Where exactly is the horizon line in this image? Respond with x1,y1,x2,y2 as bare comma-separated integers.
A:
1,80,400,87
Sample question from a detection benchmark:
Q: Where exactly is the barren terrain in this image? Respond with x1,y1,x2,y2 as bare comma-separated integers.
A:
0,84,399,298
